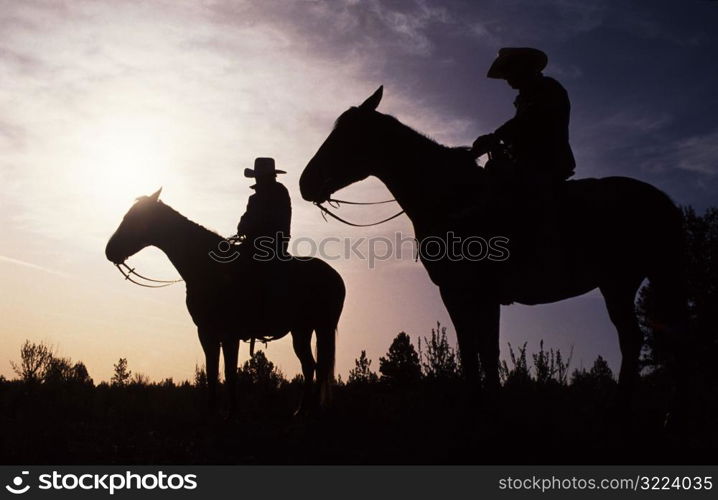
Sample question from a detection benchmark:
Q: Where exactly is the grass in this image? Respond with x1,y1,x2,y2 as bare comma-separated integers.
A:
1,371,714,464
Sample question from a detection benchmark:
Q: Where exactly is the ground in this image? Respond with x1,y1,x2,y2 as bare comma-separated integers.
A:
1,376,714,464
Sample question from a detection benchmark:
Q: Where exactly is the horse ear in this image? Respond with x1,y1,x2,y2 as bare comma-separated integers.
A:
149,187,162,202
359,85,383,111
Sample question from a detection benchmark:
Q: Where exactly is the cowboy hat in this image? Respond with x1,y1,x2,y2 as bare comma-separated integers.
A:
487,47,548,79
244,157,286,178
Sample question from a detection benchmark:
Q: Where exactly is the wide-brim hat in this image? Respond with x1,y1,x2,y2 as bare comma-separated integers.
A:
487,47,548,79
244,157,286,178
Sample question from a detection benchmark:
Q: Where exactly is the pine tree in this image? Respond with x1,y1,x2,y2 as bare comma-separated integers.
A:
379,332,422,385
111,358,132,387
348,350,378,384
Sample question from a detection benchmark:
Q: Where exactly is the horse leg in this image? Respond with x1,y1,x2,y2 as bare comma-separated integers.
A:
440,286,500,391
600,283,643,411
315,324,336,408
199,329,220,412
222,336,239,417
291,327,316,416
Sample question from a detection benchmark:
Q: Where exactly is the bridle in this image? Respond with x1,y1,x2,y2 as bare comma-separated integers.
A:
315,197,405,227
115,262,183,288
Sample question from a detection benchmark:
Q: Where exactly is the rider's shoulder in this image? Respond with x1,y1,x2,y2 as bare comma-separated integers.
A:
538,75,568,94
271,182,292,202
274,181,290,195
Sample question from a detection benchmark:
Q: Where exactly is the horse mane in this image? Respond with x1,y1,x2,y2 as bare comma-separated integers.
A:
155,201,224,243
383,114,444,148
370,110,478,172
345,108,486,216
379,115,484,197
336,108,447,150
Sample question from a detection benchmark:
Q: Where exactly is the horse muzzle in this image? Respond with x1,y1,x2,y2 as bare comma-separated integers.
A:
105,239,127,265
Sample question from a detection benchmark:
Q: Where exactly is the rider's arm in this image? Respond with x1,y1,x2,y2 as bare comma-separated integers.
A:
494,79,569,143
237,195,258,236
494,97,536,143
273,183,292,238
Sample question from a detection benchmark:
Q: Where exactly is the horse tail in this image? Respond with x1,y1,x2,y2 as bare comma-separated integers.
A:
315,267,345,407
646,199,687,333
643,194,694,411
644,199,703,423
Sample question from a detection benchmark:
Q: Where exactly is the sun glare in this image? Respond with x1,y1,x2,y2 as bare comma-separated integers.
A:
75,113,175,215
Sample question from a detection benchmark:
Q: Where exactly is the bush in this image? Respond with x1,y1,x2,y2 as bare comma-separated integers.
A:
571,355,616,391
11,340,54,383
419,322,459,381
10,341,93,386
499,340,571,388
532,340,572,386
500,342,531,387
238,351,286,391
194,364,207,388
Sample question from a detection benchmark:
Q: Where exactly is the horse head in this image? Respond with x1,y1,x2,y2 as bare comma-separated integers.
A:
105,188,163,264
300,86,385,203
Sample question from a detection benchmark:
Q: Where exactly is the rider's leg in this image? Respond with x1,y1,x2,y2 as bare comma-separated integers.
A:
519,171,564,284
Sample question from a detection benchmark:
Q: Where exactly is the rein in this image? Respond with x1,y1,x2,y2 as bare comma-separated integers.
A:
115,262,272,354
115,262,183,288
315,197,405,227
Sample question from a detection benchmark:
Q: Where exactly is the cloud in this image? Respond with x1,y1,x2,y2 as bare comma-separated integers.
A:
549,62,583,80
366,0,452,56
0,0,477,278
198,0,453,61
466,20,502,46
670,131,718,175
0,45,44,75
636,129,718,176
0,119,26,149
461,0,607,45
548,0,607,34
601,111,673,134
0,254,69,278
610,7,707,47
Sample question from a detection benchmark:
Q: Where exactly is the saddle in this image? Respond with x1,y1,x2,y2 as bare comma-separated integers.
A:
428,156,570,303
228,243,294,342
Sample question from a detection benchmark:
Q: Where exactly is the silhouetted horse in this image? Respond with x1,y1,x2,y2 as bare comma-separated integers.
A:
105,189,345,415
300,87,686,407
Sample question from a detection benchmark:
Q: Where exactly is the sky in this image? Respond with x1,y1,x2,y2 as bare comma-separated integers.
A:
1,0,717,383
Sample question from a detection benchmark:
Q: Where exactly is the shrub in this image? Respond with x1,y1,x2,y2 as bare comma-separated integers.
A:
348,350,378,384
238,351,286,391
10,340,54,383
419,322,459,380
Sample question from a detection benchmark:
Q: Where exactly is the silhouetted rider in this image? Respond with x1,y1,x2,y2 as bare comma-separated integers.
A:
236,157,291,260
472,47,575,183
471,48,575,280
